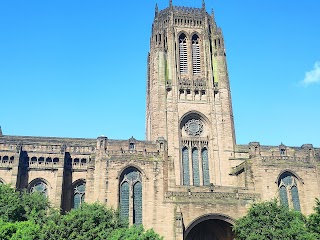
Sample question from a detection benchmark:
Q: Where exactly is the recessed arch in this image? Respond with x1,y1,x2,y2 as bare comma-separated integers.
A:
72,179,86,209
119,166,143,225
28,178,50,189
72,178,86,186
116,164,148,180
178,32,189,74
190,31,201,39
180,110,211,129
191,33,201,74
178,31,190,40
277,171,302,211
28,178,50,198
276,170,303,185
179,111,211,187
184,214,236,240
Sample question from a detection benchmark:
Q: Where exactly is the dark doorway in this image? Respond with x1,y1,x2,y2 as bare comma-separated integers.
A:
185,217,235,240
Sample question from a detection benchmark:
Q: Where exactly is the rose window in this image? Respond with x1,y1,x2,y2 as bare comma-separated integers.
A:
184,119,203,136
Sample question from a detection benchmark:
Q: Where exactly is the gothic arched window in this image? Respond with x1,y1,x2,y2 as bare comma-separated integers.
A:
179,33,188,74
29,179,48,198
73,181,86,209
120,167,142,224
182,147,190,185
180,114,210,187
192,34,201,74
278,172,301,211
192,148,200,186
202,148,210,186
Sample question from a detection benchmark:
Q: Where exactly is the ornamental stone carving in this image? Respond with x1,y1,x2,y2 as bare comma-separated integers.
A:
184,119,203,136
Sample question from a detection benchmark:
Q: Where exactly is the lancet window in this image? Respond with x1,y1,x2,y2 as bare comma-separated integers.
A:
179,33,188,74
182,147,190,185
73,181,86,209
278,172,301,211
192,148,200,186
182,145,210,186
181,116,210,186
202,148,210,185
120,167,142,225
192,34,201,74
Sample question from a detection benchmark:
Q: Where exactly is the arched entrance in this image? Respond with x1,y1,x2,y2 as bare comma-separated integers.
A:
184,214,235,240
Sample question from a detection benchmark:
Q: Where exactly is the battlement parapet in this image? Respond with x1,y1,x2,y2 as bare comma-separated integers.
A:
261,156,311,164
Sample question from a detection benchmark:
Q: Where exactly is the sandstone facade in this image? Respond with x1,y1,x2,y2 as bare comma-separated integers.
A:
0,2,319,240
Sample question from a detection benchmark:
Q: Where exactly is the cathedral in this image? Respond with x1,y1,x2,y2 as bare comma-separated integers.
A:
0,1,319,239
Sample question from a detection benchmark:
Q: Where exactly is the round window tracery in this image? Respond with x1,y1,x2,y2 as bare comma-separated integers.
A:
184,119,203,136
30,181,48,197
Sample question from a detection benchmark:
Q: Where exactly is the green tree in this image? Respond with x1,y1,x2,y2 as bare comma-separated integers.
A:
233,200,316,240
0,184,49,223
109,225,163,240
0,184,162,240
40,203,162,240
307,198,320,238
0,220,41,240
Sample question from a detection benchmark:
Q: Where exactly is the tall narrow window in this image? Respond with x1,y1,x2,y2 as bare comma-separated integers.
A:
182,147,190,185
192,148,200,186
179,33,188,74
133,182,142,224
279,185,289,206
120,182,129,221
278,173,301,211
73,181,85,209
291,186,301,211
202,148,210,186
120,168,142,224
192,34,201,74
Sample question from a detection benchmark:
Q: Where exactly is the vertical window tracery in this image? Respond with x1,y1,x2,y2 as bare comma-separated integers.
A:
29,179,48,198
179,33,188,74
73,181,85,209
133,182,142,225
182,147,190,185
120,181,129,221
192,34,201,74
192,148,200,186
202,148,210,186
278,173,301,211
120,168,142,224
180,115,211,187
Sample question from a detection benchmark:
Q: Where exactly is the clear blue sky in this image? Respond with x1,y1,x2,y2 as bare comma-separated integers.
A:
0,0,319,147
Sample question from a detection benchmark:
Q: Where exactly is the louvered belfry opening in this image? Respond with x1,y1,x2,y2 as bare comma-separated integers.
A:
179,33,188,74
192,34,201,74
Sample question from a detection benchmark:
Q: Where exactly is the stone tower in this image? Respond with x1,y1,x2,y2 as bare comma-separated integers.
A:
146,0,236,187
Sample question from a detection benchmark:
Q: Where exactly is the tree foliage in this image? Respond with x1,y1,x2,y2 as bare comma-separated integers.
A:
0,184,162,240
307,198,320,238
41,203,126,240
0,184,49,223
233,200,316,240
